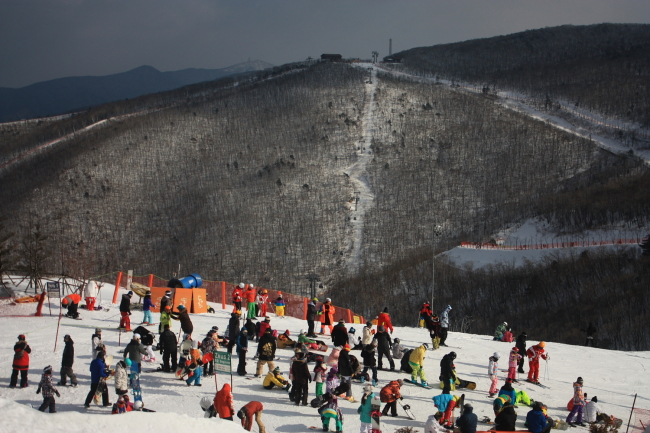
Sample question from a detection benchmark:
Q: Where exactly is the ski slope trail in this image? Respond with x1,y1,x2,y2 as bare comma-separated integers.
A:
345,64,378,274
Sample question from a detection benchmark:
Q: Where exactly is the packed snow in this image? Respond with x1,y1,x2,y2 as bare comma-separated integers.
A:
1,281,648,433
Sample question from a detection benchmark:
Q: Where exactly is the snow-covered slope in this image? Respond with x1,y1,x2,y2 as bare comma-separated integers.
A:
0,282,647,432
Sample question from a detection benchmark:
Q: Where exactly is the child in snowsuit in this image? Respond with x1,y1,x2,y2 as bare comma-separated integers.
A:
526,342,548,383
358,384,375,433
488,352,500,397
202,331,217,376
141,292,154,325
274,295,286,317
566,377,586,427
325,367,340,394
319,394,343,432
184,343,203,386
361,343,379,386
313,358,328,397
36,365,60,412
10,334,31,388
380,379,403,417
508,347,522,382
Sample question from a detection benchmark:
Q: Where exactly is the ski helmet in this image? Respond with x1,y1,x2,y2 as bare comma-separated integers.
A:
134,400,143,410
577,377,584,384
503,322,508,326
450,351,457,359
512,347,519,352
200,397,212,411
249,284,254,288
43,365,53,374
349,327,356,333
17,334,26,341
538,341,546,348
363,384,374,392
422,342,429,349
239,283,245,288
95,328,102,334
394,338,400,343
177,304,185,310
133,333,141,340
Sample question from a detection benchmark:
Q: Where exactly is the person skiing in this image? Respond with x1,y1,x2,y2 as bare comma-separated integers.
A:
526,342,548,384
409,343,429,386
362,321,374,345
566,377,586,427
123,333,148,374
257,289,269,317
36,365,60,412
236,327,249,376
494,322,508,341
263,367,290,391
215,382,235,420
331,319,349,347
274,294,286,317
170,304,193,336
238,401,266,432
360,342,379,386
391,338,406,359
456,403,478,433
84,280,99,312
440,351,457,394
507,347,522,382
244,284,257,319
58,334,78,387
488,352,501,397
420,302,433,327
526,401,553,433
337,343,354,400
84,351,110,407
159,324,178,372
377,307,394,333
255,328,277,377
114,360,129,396
307,297,318,337
10,334,31,388
141,291,154,325
359,383,376,433
380,379,403,417
313,357,328,397
516,332,527,373
291,351,312,406
373,325,394,370
318,298,335,334
439,305,452,346
233,283,244,312
119,291,133,331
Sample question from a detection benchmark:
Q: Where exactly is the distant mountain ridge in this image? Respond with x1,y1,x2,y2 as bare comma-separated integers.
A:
0,60,273,123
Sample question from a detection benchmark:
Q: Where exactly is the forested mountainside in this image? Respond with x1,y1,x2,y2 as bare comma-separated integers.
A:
390,24,650,128
1,59,649,349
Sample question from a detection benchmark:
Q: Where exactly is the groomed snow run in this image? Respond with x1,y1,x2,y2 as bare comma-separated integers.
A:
0,282,648,432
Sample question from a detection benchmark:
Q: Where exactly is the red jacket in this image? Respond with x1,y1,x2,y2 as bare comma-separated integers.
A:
241,401,264,430
526,345,547,363
378,313,393,333
244,289,257,303
13,341,31,370
232,288,243,302
215,383,235,419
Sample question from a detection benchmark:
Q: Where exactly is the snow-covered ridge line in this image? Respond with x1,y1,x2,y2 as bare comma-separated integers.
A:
460,238,643,251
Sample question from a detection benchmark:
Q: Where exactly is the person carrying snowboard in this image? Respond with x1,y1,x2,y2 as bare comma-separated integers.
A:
119,291,133,331
84,351,110,407
380,379,403,417
526,342,548,384
439,305,452,346
10,334,31,388
566,377,586,427
58,334,78,387
409,343,429,386
36,365,60,412
507,347,522,383
359,383,376,433
488,352,501,397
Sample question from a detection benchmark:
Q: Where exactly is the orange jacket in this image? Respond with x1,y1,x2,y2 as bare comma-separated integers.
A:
214,383,235,419
380,380,402,403
378,312,393,333
244,289,257,303
318,303,335,323
62,293,82,305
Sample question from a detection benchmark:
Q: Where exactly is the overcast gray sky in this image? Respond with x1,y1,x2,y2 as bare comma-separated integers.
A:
1,0,649,88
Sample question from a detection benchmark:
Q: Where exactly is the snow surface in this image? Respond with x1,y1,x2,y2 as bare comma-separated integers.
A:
1,281,648,432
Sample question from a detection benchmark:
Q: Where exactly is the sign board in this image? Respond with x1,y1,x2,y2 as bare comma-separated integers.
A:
191,288,207,314
46,282,60,297
172,288,193,313
353,315,362,324
149,287,168,313
213,351,231,374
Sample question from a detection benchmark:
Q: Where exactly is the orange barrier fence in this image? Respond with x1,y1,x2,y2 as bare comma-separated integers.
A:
115,273,365,324
460,238,643,251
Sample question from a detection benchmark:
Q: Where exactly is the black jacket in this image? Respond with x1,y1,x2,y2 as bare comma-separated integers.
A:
307,302,317,321
291,359,312,383
159,329,178,353
495,405,517,431
119,294,132,313
256,332,276,361
338,349,354,376
373,330,392,351
360,345,377,367
331,324,348,347
440,353,455,378
160,295,172,310
228,314,240,340
61,338,74,368
516,334,527,353
456,406,478,433
170,309,193,334
244,319,255,336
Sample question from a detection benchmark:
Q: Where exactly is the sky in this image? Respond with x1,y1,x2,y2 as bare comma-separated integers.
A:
1,0,650,88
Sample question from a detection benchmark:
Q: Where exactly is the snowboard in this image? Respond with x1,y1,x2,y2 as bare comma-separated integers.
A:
129,369,142,402
404,379,434,389
202,352,214,365
93,355,113,405
457,378,477,390
398,399,416,420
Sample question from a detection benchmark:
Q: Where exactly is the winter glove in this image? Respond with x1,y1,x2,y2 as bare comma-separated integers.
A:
545,354,550,361
489,374,495,380
400,396,404,400
55,390,61,397
128,311,132,315
36,386,41,394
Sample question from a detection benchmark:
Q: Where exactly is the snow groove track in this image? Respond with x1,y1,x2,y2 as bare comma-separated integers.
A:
345,64,378,274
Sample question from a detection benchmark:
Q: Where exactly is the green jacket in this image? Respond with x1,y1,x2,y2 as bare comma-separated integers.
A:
358,392,375,423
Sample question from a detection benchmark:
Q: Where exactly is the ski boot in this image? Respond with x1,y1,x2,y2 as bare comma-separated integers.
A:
372,379,377,387
421,380,428,387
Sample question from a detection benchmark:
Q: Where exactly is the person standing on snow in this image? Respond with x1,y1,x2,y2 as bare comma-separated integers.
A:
409,343,429,386
233,283,244,312
255,328,277,377
170,304,193,336
318,298,335,334
10,334,31,388
420,302,433,327
227,310,241,354
274,294,286,318
159,324,178,372
119,291,133,331
362,321,374,345
507,347,522,383
36,365,60,413
516,332,528,373
360,341,379,386
380,379,403,417
373,325,395,371
526,342,548,384
377,307,394,333
215,383,235,420
359,383,376,433
84,352,110,407
236,327,249,376
331,319,349,347
141,291,154,325
291,351,312,406
244,284,257,319
58,334,78,387
439,305,452,346
91,328,105,360
439,351,456,394
488,352,501,397
84,280,99,311
307,297,318,337
566,377,587,427
114,360,129,397
337,343,354,399
123,333,148,374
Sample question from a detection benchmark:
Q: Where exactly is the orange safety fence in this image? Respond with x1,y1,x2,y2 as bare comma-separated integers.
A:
115,273,365,324
630,407,650,433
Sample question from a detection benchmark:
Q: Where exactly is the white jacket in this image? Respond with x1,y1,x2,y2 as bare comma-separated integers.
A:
84,281,99,298
585,401,601,423
114,363,128,392
362,327,373,345
392,343,406,359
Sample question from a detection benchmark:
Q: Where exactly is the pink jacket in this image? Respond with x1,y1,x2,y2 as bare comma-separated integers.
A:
508,351,522,368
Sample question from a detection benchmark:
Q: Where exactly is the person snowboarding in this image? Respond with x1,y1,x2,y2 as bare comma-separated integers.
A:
170,304,193,336
377,307,394,333
119,291,133,331
236,327,249,376
373,325,394,370
36,365,60,412
494,322,508,341
318,298,335,334
255,328,277,377
360,342,379,386
84,352,110,407
488,352,500,397
380,379,403,417
566,377,586,427
456,403,478,433
84,280,99,311
10,334,31,388
526,342,548,384
331,319,349,347
516,332,527,373
440,351,457,394
159,324,178,372
141,291,154,325
439,305,452,346
409,343,429,386
215,383,235,420
507,347,522,383
307,297,318,337
57,334,78,387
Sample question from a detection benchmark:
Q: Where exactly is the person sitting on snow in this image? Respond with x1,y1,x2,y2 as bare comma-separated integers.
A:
391,338,407,359
263,367,290,392
526,401,554,433
494,322,508,341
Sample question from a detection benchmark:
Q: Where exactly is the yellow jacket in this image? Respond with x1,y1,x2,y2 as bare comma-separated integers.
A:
263,371,287,388
409,345,427,365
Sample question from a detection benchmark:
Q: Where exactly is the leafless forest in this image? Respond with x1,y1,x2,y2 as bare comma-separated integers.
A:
2,29,650,349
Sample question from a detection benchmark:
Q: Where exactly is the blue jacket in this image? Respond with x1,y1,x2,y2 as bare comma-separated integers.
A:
456,407,478,433
526,410,548,433
89,358,108,384
358,392,375,424
499,387,517,406
237,330,249,351
433,393,455,412
143,297,154,311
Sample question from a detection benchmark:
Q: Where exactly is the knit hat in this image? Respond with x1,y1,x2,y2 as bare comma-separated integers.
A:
577,377,584,384
264,317,271,322
325,298,331,302
17,334,25,341
338,319,345,324
212,326,219,331
363,384,374,392
133,333,141,339
493,352,501,359
383,307,388,313
43,365,53,374
165,290,171,295
95,328,102,333
177,304,185,310
127,291,133,296
592,396,598,403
